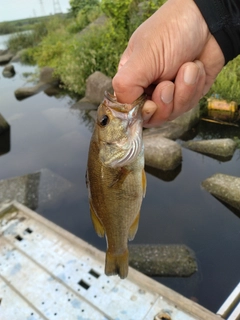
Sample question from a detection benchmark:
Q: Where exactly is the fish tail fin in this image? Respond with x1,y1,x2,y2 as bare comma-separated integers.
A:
105,249,129,279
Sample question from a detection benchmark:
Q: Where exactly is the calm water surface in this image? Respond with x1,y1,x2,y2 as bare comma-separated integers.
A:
0,35,240,313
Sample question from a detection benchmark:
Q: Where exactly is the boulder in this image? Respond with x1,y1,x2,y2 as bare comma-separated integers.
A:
78,15,108,36
85,71,113,105
15,83,50,100
0,168,72,210
0,129,10,156
129,244,197,277
39,66,58,84
144,136,182,171
172,103,200,129
144,104,200,140
202,173,240,211
0,52,14,65
2,64,15,78
0,114,10,135
0,114,10,156
71,97,97,111
0,49,8,55
11,49,26,63
182,138,237,158
88,110,97,122
14,67,60,100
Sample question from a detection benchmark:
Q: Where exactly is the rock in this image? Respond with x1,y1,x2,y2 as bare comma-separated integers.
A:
88,110,97,122
39,66,58,84
10,49,26,62
202,173,240,211
15,83,50,100
144,136,182,171
172,103,200,129
0,49,8,55
71,97,97,111
0,116,10,156
144,104,200,140
78,15,108,36
182,138,237,158
129,244,197,277
85,71,113,105
0,114,10,135
0,52,14,65
14,67,60,100
2,64,15,78
0,169,72,210
44,86,61,97
143,122,186,140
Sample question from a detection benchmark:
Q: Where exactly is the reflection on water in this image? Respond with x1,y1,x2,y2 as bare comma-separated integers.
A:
0,127,10,156
0,39,240,312
145,164,182,182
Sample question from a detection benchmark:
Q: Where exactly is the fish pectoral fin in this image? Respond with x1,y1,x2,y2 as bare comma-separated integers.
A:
105,249,129,279
89,200,105,237
142,169,147,198
109,167,131,188
128,213,140,241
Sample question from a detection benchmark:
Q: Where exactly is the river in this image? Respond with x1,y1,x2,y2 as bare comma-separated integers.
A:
0,33,240,314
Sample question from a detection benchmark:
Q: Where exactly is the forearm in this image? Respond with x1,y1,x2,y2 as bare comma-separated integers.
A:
194,0,240,64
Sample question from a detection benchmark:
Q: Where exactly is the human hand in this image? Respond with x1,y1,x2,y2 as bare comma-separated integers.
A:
112,0,225,127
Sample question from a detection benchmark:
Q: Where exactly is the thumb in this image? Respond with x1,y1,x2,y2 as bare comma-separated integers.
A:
112,50,152,104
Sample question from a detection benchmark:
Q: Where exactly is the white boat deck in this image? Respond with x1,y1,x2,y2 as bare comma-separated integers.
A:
0,201,222,320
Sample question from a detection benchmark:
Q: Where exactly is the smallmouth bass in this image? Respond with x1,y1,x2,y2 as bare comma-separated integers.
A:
86,92,146,279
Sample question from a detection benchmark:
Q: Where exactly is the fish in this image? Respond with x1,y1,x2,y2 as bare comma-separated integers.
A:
86,91,147,279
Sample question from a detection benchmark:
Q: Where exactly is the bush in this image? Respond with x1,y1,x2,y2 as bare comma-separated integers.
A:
0,22,15,35
7,21,48,53
7,31,36,53
208,55,240,104
54,24,125,95
69,0,100,17
67,5,101,33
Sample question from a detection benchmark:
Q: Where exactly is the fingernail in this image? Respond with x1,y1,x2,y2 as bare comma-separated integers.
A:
184,63,199,85
142,100,157,123
161,84,174,104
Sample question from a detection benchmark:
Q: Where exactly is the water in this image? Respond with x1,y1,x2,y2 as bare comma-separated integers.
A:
0,33,240,314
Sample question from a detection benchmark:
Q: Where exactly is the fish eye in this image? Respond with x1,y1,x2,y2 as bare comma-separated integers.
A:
99,115,109,127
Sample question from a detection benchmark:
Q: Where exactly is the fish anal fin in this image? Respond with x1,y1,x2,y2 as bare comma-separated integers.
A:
128,213,140,241
105,249,129,279
142,169,147,198
89,200,105,237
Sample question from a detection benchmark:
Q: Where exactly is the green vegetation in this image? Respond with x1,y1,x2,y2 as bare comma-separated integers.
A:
9,0,166,96
7,21,48,54
209,56,240,103
4,0,240,104
0,15,55,35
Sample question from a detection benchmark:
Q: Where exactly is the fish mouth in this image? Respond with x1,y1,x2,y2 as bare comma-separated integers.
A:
104,91,146,113
100,92,146,168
